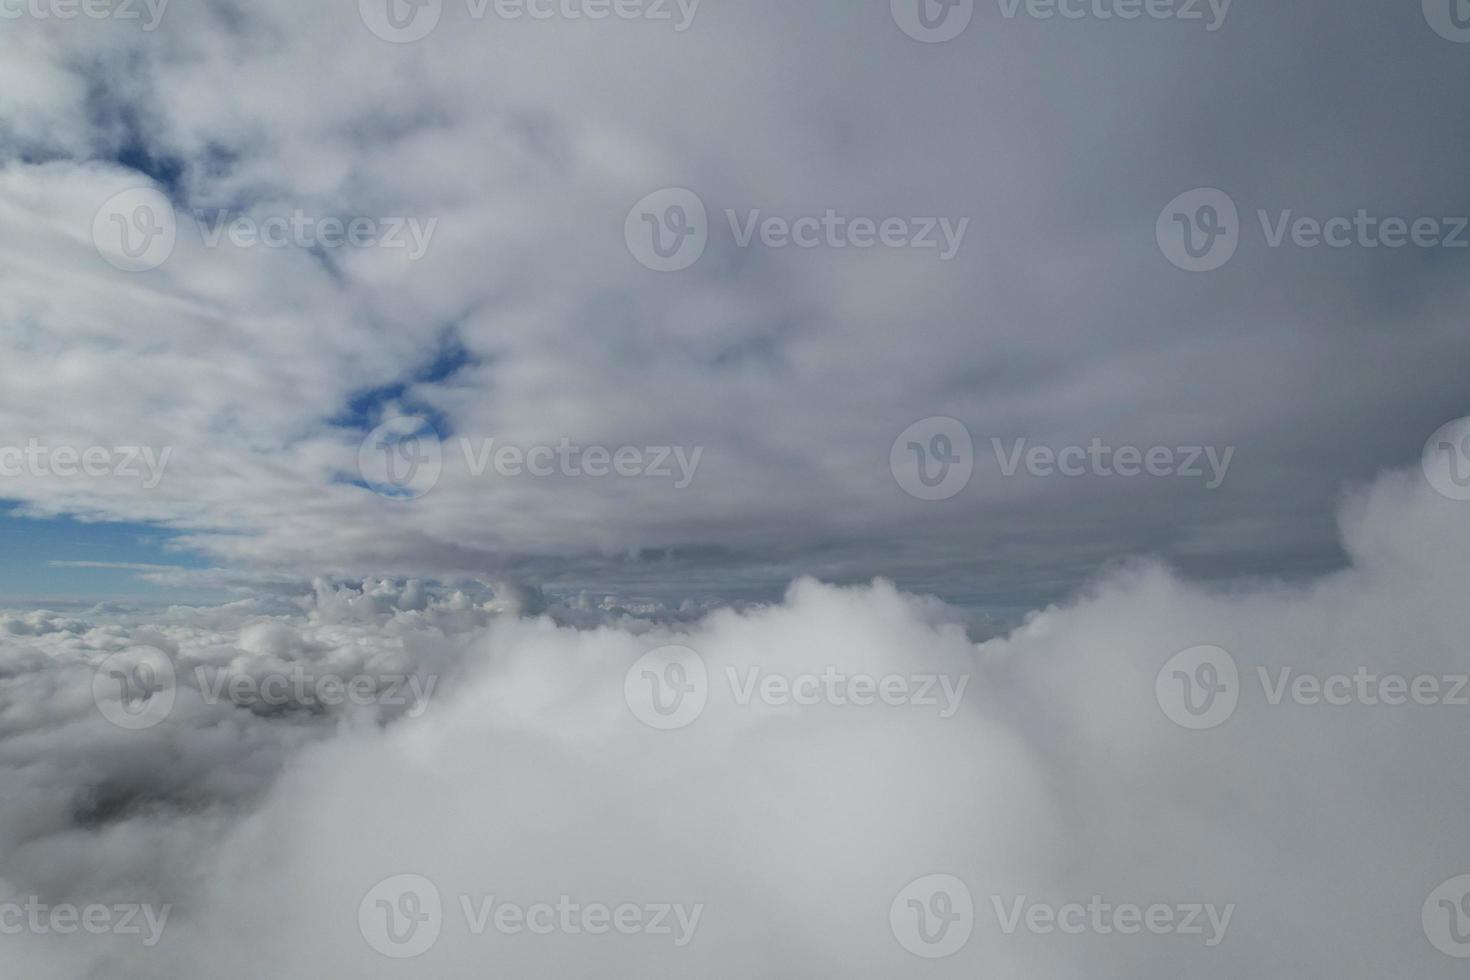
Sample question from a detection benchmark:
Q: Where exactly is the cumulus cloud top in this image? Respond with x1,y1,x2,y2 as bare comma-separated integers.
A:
0,466,1465,977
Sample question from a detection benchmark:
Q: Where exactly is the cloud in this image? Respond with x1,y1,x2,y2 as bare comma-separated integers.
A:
1,7,1467,974
0,463,1464,976
47,562,183,572
0,0,1466,598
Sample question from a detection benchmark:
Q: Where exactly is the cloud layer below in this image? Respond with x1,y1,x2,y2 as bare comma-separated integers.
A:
1,462,1467,977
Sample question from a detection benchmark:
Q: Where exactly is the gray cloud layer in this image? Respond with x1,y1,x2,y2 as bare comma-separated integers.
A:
0,0,1465,600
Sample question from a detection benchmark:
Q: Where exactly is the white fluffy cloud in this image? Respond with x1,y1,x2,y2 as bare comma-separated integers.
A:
1,464,1466,976
2,4,1469,976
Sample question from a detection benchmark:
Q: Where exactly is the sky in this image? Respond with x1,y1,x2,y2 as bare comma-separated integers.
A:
0,508,218,604
1,1,1470,977
0,0,1464,611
